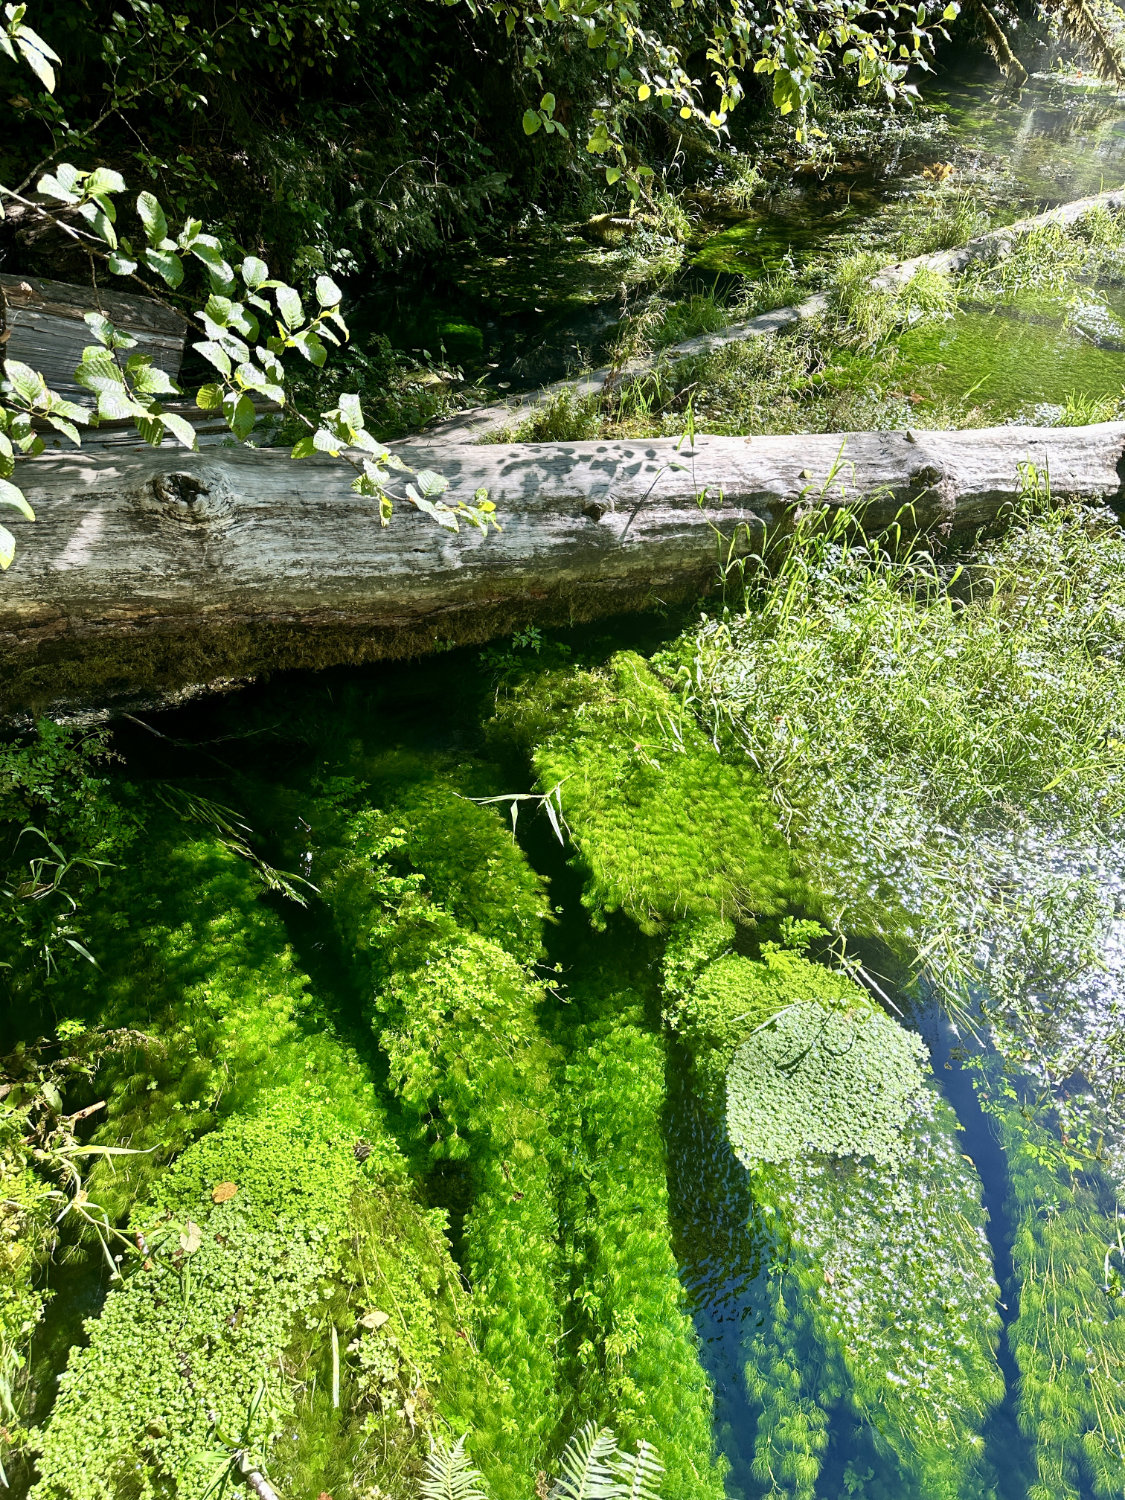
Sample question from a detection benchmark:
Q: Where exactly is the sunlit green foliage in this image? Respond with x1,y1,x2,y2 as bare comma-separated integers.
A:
562,1000,725,1500
33,1090,364,1500
499,651,796,932
317,776,565,1498
671,495,1125,1144
1002,1104,1125,1500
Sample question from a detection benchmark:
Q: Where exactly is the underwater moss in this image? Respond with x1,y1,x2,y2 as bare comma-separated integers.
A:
1002,1105,1125,1500
499,651,796,933
752,1089,1003,1499
318,783,567,1499
562,1003,726,1500
663,935,1003,1497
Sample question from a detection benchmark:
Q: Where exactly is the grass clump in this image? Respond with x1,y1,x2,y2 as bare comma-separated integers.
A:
497,651,797,933
667,495,1125,1144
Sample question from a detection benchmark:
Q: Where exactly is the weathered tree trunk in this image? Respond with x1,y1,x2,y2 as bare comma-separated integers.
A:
4,423,1124,719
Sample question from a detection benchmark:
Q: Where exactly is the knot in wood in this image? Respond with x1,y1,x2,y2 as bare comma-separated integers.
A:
136,470,235,528
912,463,944,490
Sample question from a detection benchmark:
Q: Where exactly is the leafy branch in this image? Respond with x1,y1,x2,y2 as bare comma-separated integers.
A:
0,6,497,569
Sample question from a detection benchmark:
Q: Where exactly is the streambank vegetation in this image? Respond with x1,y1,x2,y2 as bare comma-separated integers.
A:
6,481,1125,1499
6,0,1125,1498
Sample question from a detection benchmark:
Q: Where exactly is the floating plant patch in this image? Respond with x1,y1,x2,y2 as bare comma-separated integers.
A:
725,998,927,1167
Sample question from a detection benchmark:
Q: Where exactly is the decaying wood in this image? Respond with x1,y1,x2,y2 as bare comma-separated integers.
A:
0,272,186,401
426,185,1125,443
4,422,1124,719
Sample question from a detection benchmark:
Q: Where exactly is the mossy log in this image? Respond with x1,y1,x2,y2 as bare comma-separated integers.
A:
4,421,1125,718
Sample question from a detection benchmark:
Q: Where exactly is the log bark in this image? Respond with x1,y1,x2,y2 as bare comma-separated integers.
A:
4,422,1125,719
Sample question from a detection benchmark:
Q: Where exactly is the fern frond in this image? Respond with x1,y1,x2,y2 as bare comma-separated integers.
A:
548,1423,619,1500
609,1440,664,1500
421,1435,489,1500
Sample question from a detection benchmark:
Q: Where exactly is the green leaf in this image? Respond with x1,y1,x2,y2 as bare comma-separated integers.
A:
130,362,178,398
605,166,621,185
540,92,556,114
3,360,45,406
275,283,303,330
0,523,14,571
142,246,184,288
412,468,448,499
193,340,233,378
75,349,126,397
290,434,317,459
225,391,257,440
160,411,199,450
241,255,269,290
0,477,35,521
136,191,168,246
78,200,117,249
315,274,342,307
522,109,542,135
86,167,126,197
292,328,327,366
37,167,82,205
338,392,363,429
82,311,134,349
16,34,56,92
106,252,138,276
44,414,81,444
195,383,224,411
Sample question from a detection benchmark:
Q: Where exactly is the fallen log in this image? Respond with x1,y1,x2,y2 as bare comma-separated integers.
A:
3,422,1125,719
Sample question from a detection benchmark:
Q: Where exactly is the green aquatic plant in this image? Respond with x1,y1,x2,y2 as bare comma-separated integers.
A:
662,932,1002,1496
562,1005,726,1500
318,783,566,1499
1001,1103,1125,1500
499,652,796,932
32,1090,359,1499
726,997,927,1167
670,495,1125,1141
745,1089,1003,1499
661,922,857,1094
